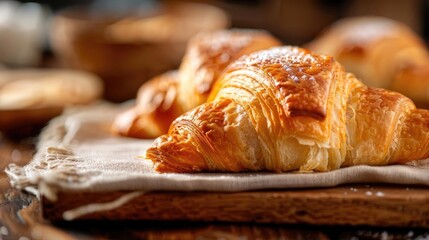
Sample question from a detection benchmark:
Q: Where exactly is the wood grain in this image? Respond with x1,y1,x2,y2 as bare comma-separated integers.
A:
43,184,429,227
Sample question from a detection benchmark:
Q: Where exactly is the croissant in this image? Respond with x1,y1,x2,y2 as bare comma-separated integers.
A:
145,46,429,173
113,29,281,138
307,16,429,105
112,71,182,138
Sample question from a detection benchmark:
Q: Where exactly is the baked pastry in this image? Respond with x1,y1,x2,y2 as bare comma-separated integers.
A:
112,71,182,138
0,69,103,110
113,29,281,138
392,61,429,106
146,46,429,173
307,16,429,105
0,69,103,133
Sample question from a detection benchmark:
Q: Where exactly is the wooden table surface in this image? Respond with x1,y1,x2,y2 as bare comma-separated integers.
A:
1,132,429,240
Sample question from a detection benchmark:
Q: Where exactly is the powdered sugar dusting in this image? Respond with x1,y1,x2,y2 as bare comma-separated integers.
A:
331,17,405,46
181,29,280,95
189,29,274,65
375,191,385,197
227,46,335,119
231,46,333,84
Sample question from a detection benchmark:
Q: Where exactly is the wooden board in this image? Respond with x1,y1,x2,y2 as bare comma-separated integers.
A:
43,184,429,227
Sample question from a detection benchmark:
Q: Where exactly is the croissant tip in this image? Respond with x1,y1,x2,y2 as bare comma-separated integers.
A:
147,157,202,173
145,134,208,173
152,163,202,173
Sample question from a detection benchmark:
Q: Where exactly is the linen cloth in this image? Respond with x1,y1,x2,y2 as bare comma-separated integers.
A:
6,103,429,202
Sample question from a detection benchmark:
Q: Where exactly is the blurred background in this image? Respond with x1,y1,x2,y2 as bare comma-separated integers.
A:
0,0,428,102
12,0,429,44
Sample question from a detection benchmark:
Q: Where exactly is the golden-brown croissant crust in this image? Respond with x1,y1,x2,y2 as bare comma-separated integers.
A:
307,16,429,105
112,71,182,138
113,29,281,138
146,46,429,173
392,62,429,107
177,29,282,110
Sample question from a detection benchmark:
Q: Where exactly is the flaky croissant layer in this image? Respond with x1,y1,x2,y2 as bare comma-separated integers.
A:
146,46,429,173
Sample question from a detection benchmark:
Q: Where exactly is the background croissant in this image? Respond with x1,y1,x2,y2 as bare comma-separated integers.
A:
146,46,429,173
307,16,429,106
113,29,281,138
